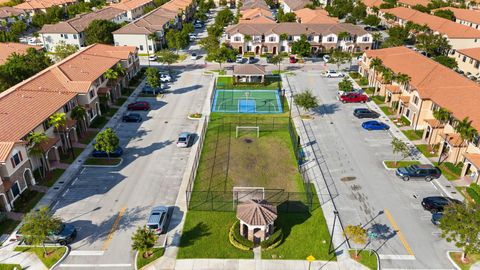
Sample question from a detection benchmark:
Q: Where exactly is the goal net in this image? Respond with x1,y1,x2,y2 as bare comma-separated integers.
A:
232,187,265,208
236,126,260,138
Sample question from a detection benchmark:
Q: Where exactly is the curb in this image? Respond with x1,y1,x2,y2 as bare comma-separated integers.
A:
446,251,463,270
381,161,396,171
134,251,139,270
82,158,123,168
187,116,202,120
51,245,70,270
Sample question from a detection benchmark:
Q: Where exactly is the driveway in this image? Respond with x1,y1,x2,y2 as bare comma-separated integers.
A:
286,71,456,269
54,68,212,269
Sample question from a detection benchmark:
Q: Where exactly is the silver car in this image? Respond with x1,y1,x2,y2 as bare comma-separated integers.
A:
176,132,192,148
146,206,169,235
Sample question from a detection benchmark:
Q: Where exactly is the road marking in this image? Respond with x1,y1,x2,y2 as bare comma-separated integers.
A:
72,177,79,186
69,250,104,256
62,188,70,197
102,206,126,251
80,167,86,174
379,254,415,260
52,201,59,210
59,264,131,268
384,208,414,256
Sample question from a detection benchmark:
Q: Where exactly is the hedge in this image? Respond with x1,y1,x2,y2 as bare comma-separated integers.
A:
358,77,369,86
229,221,254,250
260,227,283,250
466,187,480,204
470,183,480,195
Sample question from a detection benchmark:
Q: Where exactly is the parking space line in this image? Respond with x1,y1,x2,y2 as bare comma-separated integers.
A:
384,208,414,256
379,254,415,260
102,206,127,251
59,264,131,268
62,188,70,197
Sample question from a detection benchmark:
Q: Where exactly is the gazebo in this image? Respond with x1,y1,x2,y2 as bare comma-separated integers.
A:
236,199,277,244
233,64,266,83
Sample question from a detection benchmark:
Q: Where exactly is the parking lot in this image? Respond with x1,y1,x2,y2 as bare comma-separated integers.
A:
288,71,456,269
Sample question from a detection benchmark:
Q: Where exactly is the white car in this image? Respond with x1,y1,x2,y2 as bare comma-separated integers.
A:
190,53,198,60
324,70,344,78
323,55,331,63
176,132,192,148
189,34,197,40
148,55,157,61
236,55,244,63
159,74,171,82
194,23,203,29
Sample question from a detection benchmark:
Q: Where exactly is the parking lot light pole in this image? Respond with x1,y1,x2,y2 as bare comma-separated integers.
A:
329,210,339,255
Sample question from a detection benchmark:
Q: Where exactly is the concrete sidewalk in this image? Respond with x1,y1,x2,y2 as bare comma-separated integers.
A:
174,259,340,270
0,243,47,270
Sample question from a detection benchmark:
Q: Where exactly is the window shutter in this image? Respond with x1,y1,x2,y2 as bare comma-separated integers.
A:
19,151,23,161
10,157,16,168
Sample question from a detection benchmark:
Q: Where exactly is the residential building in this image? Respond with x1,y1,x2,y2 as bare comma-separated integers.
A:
0,44,138,212
380,7,480,50
0,7,28,26
0,43,42,65
39,7,129,52
242,0,270,11
362,0,430,9
359,46,480,182
280,0,309,12
111,0,155,21
224,22,372,55
294,8,338,24
453,47,480,76
434,7,480,30
14,0,76,17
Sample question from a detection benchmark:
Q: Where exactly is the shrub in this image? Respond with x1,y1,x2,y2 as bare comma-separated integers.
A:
229,221,254,250
470,183,480,195
260,227,283,250
358,77,369,86
466,187,480,204
349,72,360,79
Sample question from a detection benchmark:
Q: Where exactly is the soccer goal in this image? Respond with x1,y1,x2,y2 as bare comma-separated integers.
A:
232,186,265,208
236,126,260,138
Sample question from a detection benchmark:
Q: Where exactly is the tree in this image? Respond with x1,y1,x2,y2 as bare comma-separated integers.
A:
391,137,410,165
344,225,367,257
84,19,121,45
294,89,318,112
215,8,234,26
363,14,381,27
269,54,284,73
277,9,296,22
10,20,26,36
415,33,451,56
291,34,311,57
330,49,351,71
454,117,478,162
165,29,189,53
145,67,160,89
131,227,158,258
94,128,119,159
27,132,49,179
429,107,450,146
20,207,62,256
325,0,354,19
372,32,382,49
70,105,87,136
207,44,236,70
381,67,394,84
351,2,367,22
433,9,455,21
279,33,288,42
369,57,383,95
156,49,179,71
433,55,457,69
411,4,430,13
439,203,480,262
338,77,353,92
53,41,78,61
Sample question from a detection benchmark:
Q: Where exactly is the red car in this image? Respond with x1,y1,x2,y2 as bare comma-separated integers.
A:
289,55,296,63
127,101,150,110
339,93,369,103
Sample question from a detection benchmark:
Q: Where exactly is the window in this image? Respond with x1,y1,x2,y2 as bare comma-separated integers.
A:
475,61,479,69
269,36,275,42
11,182,20,198
307,35,313,41
431,103,439,111
362,36,369,42
89,90,95,99
413,95,419,105
148,45,152,50
64,34,68,39
10,151,23,168
280,46,286,51
327,37,334,42
470,59,474,64
73,34,77,39
234,36,241,41
139,45,144,50
463,56,467,62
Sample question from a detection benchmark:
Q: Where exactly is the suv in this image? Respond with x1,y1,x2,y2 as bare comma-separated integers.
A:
16,223,77,246
353,108,379,118
421,196,462,213
395,164,441,181
339,93,368,103
147,206,170,235
324,70,344,78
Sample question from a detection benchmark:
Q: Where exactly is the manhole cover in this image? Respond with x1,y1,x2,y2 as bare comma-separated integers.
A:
244,138,254,143
58,181,64,184
340,176,356,182
164,121,168,123
53,187,59,190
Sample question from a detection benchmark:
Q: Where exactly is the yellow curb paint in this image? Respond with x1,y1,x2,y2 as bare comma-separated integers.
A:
384,208,414,256
103,206,127,251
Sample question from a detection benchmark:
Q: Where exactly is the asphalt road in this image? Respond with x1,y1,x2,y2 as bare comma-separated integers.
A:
54,68,212,269
287,71,457,270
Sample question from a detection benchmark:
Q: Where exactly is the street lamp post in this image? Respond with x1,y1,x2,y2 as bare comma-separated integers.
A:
329,210,339,255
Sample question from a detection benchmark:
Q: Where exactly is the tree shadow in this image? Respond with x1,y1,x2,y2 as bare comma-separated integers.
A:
178,222,211,247
276,202,312,239
312,103,340,116
170,84,203,94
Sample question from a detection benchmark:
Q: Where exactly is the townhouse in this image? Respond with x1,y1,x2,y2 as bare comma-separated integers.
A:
224,22,373,55
0,7,28,26
434,7,480,30
380,7,480,50
111,0,155,21
0,43,42,65
294,8,338,24
362,0,430,10
112,0,196,55
39,7,129,52
453,47,480,76
14,0,76,17
280,0,309,12
241,0,270,11
358,46,480,183
0,43,139,212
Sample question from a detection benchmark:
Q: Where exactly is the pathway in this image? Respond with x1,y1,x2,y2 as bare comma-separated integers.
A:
0,243,47,270
253,246,261,260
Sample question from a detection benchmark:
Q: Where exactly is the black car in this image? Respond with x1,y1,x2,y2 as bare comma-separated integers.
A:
395,164,441,181
421,196,462,213
122,113,142,123
248,56,256,64
353,108,380,119
17,223,77,246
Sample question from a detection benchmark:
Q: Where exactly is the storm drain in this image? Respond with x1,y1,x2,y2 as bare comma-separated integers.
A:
340,176,356,182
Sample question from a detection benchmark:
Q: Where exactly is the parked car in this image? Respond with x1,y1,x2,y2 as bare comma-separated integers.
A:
289,55,296,63
339,92,368,103
421,196,462,213
194,23,203,28
148,55,157,61
324,70,344,78
364,26,378,31
236,55,244,63
361,120,389,131
188,33,197,40
395,164,441,181
16,223,77,246
127,101,150,111
248,56,255,64
147,206,170,234
377,25,386,30
190,53,198,60
176,132,193,148
159,73,171,82
92,147,123,158
323,55,330,63
122,112,142,123
431,212,443,225
142,85,161,95
353,108,380,118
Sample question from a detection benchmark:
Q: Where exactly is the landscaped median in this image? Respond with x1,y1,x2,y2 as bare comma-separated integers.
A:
349,250,378,270
448,251,480,270
84,157,122,167
382,160,420,170
0,264,22,270
136,247,164,269
14,246,68,269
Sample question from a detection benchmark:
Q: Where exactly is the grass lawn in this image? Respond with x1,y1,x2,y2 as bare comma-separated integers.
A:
177,54,187,62
0,218,20,235
59,147,84,164
384,160,421,169
84,158,121,166
216,76,281,90
449,252,480,270
416,144,438,158
262,207,333,260
136,248,164,269
0,264,22,270
379,106,395,116
217,76,234,86
14,246,66,269
177,211,253,259
402,129,424,141
79,130,98,145
433,162,462,181
349,250,378,270
90,116,108,129
371,95,385,105
114,97,127,107
38,169,65,187
12,190,44,213
104,107,119,117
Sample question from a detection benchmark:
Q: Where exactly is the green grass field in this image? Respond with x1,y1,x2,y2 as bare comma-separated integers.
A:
136,248,164,269
0,264,22,270
384,160,421,169
349,250,378,270
14,246,66,268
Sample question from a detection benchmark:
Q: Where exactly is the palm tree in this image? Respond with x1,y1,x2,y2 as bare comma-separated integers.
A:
369,57,383,96
338,31,350,41
70,105,87,137
381,67,394,84
131,227,158,258
27,132,49,179
395,73,411,87
429,107,450,146
454,117,478,163
49,113,69,154
372,32,382,49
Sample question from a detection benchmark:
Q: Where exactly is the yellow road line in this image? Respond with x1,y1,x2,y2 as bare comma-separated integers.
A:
102,206,127,251
384,208,414,256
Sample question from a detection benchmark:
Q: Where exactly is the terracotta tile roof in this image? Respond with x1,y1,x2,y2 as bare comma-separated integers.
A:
226,22,368,36
161,0,192,12
399,95,410,104
0,7,25,19
241,0,269,11
111,0,153,11
294,8,338,24
241,7,273,20
382,7,480,38
457,47,480,61
385,84,401,94
424,118,445,128
236,199,277,226
435,7,480,25
80,43,138,59
464,153,480,168
14,0,75,10
240,15,276,24
398,0,430,6
0,43,42,65
39,136,60,152
365,46,480,131
113,6,178,34
39,7,126,34
233,64,266,75
0,141,25,163
362,0,383,7
444,133,464,147
282,0,310,11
